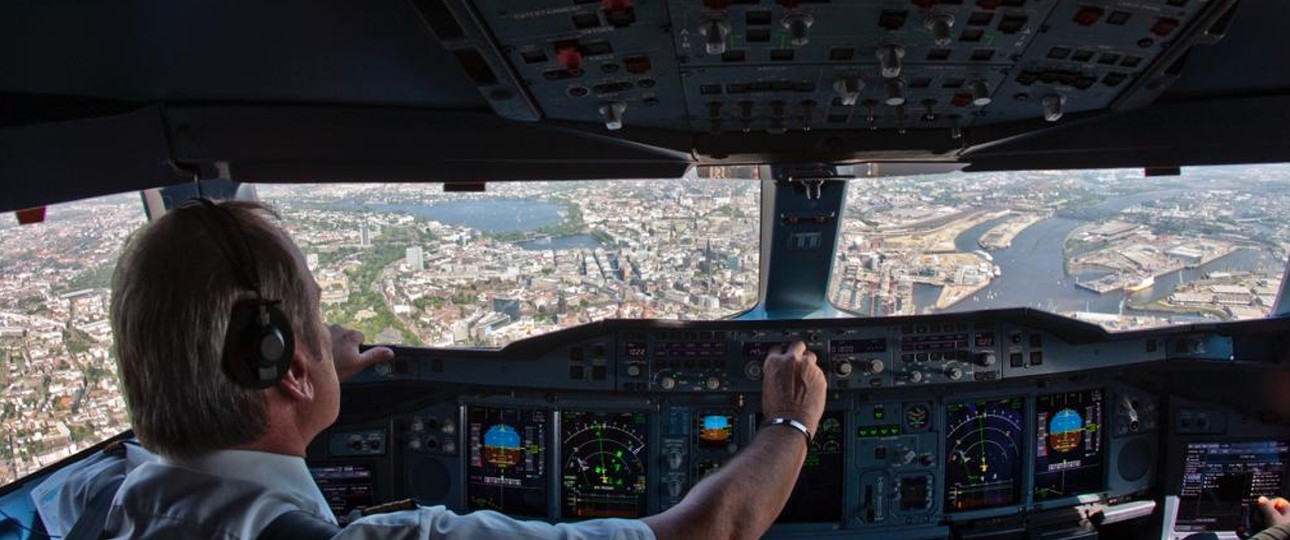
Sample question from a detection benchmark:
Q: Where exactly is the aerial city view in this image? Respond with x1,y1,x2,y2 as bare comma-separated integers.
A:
1,164,1288,484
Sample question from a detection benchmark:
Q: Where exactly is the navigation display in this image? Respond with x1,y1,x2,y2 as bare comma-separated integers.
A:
945,397,1026,512
776,410,846,523
308,462,375,523
1176,440,1289,533
466,406,549,517
561,410,649,519
1034,389,1105,500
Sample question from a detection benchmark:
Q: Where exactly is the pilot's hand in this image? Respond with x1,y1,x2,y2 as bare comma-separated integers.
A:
761,341,827,435
329,324,394,381
1258,496,1290,528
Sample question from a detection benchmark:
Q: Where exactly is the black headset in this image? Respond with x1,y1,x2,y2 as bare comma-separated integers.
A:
180,198,295,389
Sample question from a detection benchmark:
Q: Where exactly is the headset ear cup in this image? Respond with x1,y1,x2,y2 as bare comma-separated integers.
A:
260,303,295,385
222,301,295,389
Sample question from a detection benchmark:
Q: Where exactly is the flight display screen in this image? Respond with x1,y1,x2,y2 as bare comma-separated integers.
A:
776,410,846,523
1176,440,1289,532
561,410,649,519
1034,389,1105,500
466,406,549,517
696,412,735,449
308,462,375,523
945,397,1026,512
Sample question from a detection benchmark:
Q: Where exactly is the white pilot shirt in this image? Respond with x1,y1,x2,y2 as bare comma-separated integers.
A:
104,449,656,540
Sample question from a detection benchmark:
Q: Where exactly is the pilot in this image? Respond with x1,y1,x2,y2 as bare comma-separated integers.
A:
103,199,827,539
1250,497,1290,539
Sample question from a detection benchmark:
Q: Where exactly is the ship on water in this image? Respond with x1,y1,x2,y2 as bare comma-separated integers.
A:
1125,275,1156,294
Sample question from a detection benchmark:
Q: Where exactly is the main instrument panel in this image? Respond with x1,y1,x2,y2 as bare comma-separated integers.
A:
307,309,1290,538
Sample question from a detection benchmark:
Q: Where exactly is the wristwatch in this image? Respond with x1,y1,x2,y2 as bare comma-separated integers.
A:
764,417,813,445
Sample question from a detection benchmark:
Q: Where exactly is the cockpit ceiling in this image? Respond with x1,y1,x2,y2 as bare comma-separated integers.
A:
0,0,1288,211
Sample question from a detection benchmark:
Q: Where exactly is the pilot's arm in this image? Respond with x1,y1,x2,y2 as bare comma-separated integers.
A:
643,340,827,540
1249,497,1290,540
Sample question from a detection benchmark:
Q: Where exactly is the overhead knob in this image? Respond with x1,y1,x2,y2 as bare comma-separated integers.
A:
924,14,955,47
410,418,425,432
700,19,731,55
660,375,677,390
832,77,864,106
876,44,906,79
782,13,815,46
976,352,997,367
946,366,964,381
626,364,642,377
407,437,422,450
599,101,626,130
441,420,456,435
865,358,885,374
706,376,722,390
834,360,853,377
884,79,906,106
970,80,993,106
1042,94,1066,122
906,371,923,383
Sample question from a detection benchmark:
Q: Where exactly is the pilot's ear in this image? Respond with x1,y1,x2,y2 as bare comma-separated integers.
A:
276,348,315,402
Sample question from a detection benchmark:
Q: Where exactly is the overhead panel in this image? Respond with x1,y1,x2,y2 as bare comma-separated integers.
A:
435,0,1232,135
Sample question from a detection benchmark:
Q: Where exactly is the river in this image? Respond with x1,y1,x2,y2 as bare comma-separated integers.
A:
913,189,1267,317
335,199,604,249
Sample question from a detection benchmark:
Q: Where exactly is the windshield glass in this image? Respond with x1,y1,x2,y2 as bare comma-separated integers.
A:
0,194,142,485
829,163,1290,330
258,175,760,348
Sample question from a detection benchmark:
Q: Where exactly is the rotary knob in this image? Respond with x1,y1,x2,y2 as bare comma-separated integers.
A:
865,358,885,374
407,438,422,451
705,376,721,391
946,366,964,381
374,362,392,377
660,375,677,391
667,451,684,470
976,352,997,367
834,360,853,377
667,480,683,498
744,360,763,380
906,371,924,383
626,364,643,377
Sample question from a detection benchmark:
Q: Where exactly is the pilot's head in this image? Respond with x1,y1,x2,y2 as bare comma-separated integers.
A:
109,200,338,459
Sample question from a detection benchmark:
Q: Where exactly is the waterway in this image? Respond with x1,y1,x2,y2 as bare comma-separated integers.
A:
337,199,604,250
912,189,1267,318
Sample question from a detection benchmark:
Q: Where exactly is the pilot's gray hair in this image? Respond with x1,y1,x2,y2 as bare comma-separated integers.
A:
109,200,321,459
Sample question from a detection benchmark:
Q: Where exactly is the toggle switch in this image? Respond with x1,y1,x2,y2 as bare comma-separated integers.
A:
876,44,906,78
833,76,864,106
599,101,627,130
921,98,938,122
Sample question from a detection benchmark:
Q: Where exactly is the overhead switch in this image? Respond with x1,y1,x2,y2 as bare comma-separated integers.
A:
1041,94,1066,122
877,45,906,78
600,101,627,130
924,14,955,47
833,76,864,106
701,19,731,55
782,13,815,46
970,80,993,106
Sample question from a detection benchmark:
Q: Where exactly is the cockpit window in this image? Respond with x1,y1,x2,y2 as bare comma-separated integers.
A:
830,164,1290,331
0,193,142,486
258,175,760,348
